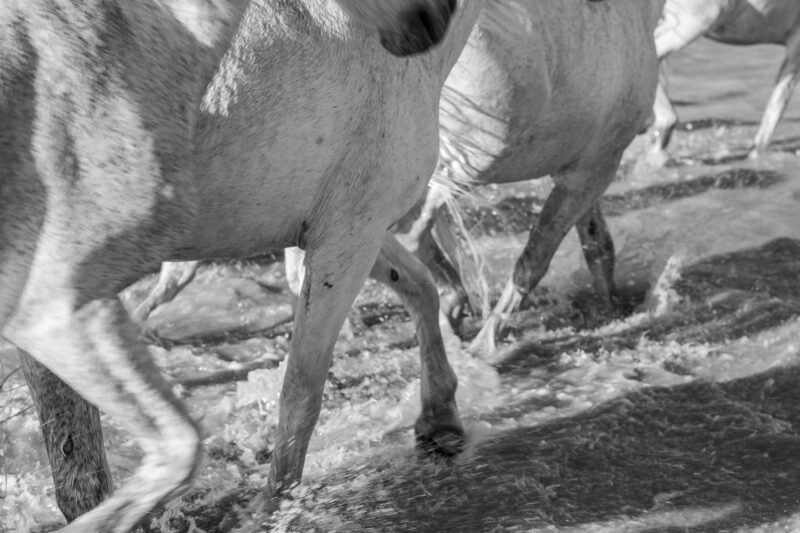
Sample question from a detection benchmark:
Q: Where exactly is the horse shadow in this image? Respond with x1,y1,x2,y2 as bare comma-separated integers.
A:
493,237,800,375
379,365,800,531
302,351,800,532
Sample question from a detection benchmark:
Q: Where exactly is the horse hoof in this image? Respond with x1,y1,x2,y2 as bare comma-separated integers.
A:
415,423,464,457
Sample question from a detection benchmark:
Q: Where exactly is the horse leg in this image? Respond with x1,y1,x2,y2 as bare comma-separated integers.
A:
654,1,720,59
414,221,470,330
650,3,721,157
398,185,487,330
369,233,462,454
575,202,615,307
130,260,200,325
0,19,111,524
19,352,113,522
395,186,467,326
651,71,678,153
6,289,202,532
751,31,800,157
468,161,619,357
430,195,490,325
284,246,355,340
269,231,384,493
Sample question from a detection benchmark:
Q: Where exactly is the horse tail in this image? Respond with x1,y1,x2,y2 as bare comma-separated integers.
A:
428,170,491,318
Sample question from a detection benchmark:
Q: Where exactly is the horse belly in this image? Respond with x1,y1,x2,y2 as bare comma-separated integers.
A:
437,24,556,186
181,75,440,260
178,138,328,259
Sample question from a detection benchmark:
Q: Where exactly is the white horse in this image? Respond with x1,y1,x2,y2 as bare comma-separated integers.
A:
137,0,666,363
0,0,464,530
650,0,800,159
137,0,667,365
432,0,665,356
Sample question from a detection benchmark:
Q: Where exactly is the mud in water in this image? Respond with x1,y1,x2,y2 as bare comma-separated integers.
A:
3,40,800,533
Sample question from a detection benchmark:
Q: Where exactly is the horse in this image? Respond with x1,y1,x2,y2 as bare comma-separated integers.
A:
136,0,667,363
136,0,666,365
0,0,464,530
425,0,666,356
650,0,800,160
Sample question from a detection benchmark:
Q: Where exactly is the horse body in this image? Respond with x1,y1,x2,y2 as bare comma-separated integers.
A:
440,1,662,187
651,0,800,157
0,0,463,530
136,0,666,362
179,4,446,260
430,0,665,354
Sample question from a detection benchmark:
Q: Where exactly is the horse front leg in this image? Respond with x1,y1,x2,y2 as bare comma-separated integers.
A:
269,229,384,493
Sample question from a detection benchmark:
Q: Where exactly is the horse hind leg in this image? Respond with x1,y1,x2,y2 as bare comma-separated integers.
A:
650,72,679,161
394,185,468,327
4,178,202,531
750,31,800,158
467,160,620,358
369,233,463,455
0,25,114,522
130,260,200,325
575,202,615,309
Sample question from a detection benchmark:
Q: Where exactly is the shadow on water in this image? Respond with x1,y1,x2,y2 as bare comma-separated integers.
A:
265,236,800,532
769,136,800,154
687,143,800,166
492,238,800,377
461,168,783,236
673,118,761,131
272,365,800,533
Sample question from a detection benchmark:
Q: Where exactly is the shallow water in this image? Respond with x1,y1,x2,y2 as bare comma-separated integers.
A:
666,40,800,127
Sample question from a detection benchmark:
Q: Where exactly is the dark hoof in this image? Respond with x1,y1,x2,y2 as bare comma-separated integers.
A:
415,424,464,457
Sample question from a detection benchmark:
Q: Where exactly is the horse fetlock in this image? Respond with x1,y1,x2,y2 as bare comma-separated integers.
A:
468,317,501,357
269,401,321,494
749,137,770,159
415,401,464,457
268,442,307,496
